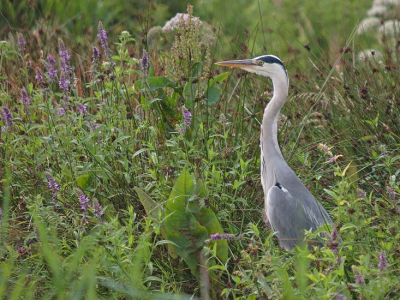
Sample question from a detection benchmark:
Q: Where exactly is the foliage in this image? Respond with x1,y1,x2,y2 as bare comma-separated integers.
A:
1,1,400,299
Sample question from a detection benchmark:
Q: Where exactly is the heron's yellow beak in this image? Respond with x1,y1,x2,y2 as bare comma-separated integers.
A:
215,59,257,69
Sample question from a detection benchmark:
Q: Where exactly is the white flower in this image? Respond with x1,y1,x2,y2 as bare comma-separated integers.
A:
373,0,400,6
357,49,383,61
367,5,388,17
379,20,400,36
162,13,201,32
356,17,381,35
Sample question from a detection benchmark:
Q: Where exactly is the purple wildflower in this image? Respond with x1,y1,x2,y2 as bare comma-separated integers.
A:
263,215,272,231
1,107,13,130
97,21,111,59
354,272,365,284
357,188,366,199
21,88,31,106
93,200,104,218
57,108,65,115
183,109,192,126
0,208,2,216
78,191,90,211
16,246,25,254
181,108,192,133
386,186,396,201
92,46,100,64
77,103,88,116
209,233,235,241
46,55,58,83
58,40,72,98
378,252,389,271
35,67,47,89
328,226,340,254
59,40,71,73
45,173,59,203
328,154,343,163
91,123,99,132
59,72,70,94
139,49,149,78
17,33,26,53
335,294,347,300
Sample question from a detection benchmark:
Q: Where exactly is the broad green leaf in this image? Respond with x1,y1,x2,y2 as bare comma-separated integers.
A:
76,173,92,189
134,187,178,259
213,72,229,83
165,169,208,278
134,187,163,219
135,76,176,91
183,80,193,108
205,83,222,105
199,206,228,263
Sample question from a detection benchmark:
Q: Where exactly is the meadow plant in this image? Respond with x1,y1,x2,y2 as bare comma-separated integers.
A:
17,33,26,53
0,2,399,299
45,55,58,83
20,88,31,106
45,173,60,204
1,106,13,130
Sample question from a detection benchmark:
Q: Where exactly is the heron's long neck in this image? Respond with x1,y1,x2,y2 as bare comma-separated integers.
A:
261,74,288,162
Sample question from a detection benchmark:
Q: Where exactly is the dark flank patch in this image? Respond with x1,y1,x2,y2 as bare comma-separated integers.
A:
256,55,287,74
275,182,283,189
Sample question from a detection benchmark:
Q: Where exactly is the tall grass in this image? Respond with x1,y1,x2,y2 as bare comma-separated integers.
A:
1,1,400,298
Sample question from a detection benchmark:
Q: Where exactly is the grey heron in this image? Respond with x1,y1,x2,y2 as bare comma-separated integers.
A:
216,55,333,251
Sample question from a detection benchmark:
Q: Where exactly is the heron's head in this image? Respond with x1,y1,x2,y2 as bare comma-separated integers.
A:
215,55,288,82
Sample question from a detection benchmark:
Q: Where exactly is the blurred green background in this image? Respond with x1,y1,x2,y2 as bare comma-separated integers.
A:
0,0,372,62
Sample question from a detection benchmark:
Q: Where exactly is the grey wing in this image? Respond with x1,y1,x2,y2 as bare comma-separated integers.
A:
266,186,332,251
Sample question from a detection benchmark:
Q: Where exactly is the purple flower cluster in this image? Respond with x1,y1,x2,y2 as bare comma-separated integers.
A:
335,294,347,300
46,55,58,83
0,208,2,216
1,107,13,130
35,67,47,90
181,108,192,133
357,188,366,199
59,73,70,94
93,200,104,218
21,88,31,106
328,154,343,163
59,41,71,73
92,46,100,64
58,40,72,97
57,108,65,115
139,50,149,78
97,21,111,59
378,252,389,271
79,192,90,211
45,173,60,203
90,46,101,83
77,103,87,116
263,215,272,231
354,271,365,284
386,186,396,201
328,226,340,254
209,233,235,241
77,191,104,222
17,33,26,53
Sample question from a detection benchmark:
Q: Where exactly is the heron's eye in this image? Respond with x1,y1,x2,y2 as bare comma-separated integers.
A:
256,60,264,66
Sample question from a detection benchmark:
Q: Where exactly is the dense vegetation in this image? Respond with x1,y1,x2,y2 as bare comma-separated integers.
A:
1,1,399,299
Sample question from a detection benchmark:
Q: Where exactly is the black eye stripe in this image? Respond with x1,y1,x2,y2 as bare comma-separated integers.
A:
256,55,287,76
256,55,284,67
